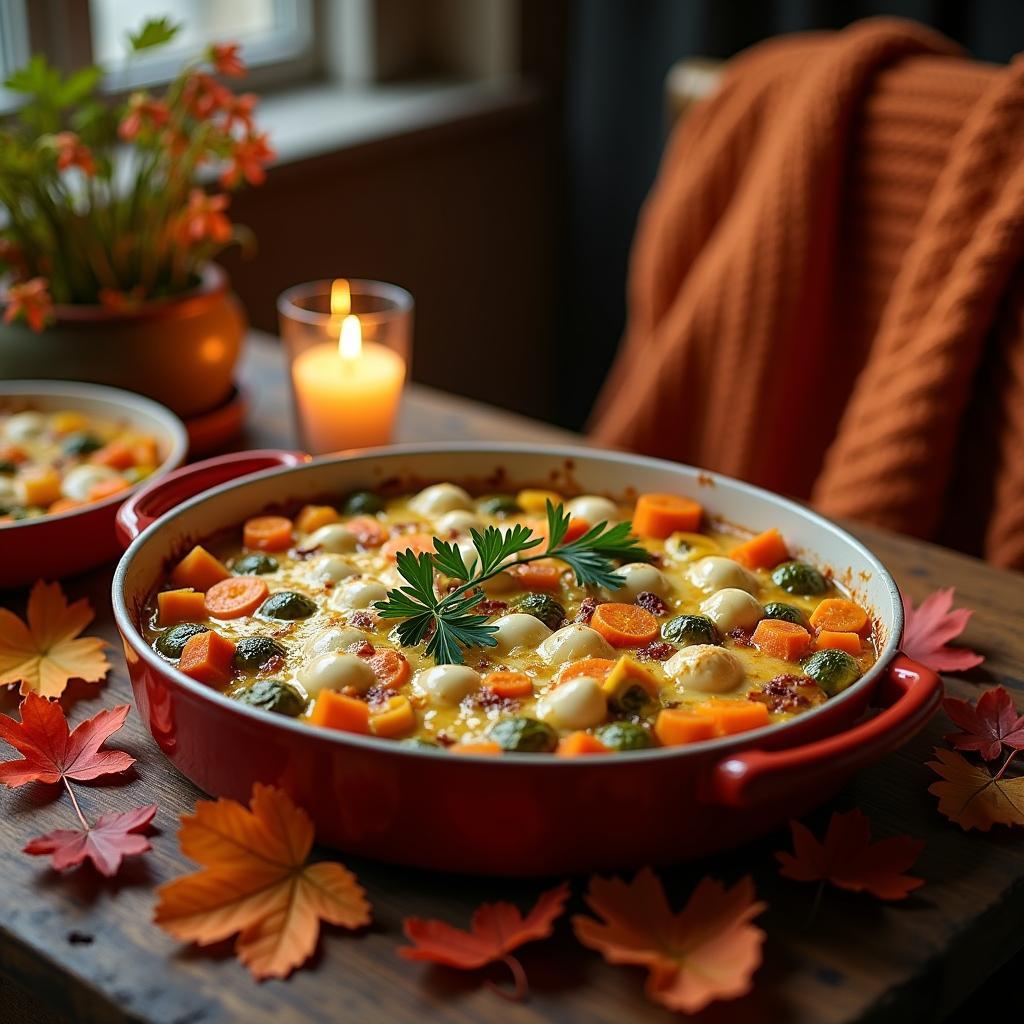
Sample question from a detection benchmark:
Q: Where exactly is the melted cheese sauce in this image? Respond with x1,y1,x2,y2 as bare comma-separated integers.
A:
143,487,878,752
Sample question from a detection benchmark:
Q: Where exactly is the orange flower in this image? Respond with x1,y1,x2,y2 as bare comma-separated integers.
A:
119,93,171,141
179,190,232,244
183,72,232,119
3,278,54,333
53,132,96,176
223,92,259,133
209,42,245,77
220,131,275,188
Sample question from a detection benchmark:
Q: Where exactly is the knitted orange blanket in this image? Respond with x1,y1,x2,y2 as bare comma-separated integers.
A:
591,19,1024,570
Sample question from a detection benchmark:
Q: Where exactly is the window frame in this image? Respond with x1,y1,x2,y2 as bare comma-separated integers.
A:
12,0,322,100
0,0,32,113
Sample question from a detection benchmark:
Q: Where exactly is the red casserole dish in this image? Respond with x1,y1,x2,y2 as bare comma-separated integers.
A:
112,445,941,876
0,381,187,588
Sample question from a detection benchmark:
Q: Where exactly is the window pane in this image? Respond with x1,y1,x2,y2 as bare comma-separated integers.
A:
0,0,30,112
90,0,311,86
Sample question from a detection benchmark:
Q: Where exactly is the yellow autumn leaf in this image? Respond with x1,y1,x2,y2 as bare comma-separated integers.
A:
0,581,110,697
927,748,1024,831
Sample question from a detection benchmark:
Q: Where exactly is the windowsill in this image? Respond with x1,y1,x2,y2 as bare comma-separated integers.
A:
253,77,537,167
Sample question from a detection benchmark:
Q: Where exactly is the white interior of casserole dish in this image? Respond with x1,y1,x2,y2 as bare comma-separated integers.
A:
112,444,905,763
0,380,189,529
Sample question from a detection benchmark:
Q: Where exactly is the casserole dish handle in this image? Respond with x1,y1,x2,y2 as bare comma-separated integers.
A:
706,655,942,807
116,449,309,547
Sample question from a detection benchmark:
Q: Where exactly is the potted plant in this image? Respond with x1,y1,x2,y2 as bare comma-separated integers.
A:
0,18,274,418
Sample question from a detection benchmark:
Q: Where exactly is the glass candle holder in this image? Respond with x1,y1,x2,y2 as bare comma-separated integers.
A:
277,279,413,454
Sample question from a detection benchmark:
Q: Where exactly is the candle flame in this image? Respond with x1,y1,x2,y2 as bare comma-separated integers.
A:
339,314,362,359
330,278,351,317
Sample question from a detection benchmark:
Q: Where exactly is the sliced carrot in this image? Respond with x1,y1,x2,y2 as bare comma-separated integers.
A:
655,708,717,746
295,504,339,534
157,588,208,626
632,493,703,539
483,670,534,699
346,516,388,548
590,602,659,648
815,630,863,655
131,436,160,467
366,648,412,689
178,630,235,685
809,598,870,636
204,576,270,619
170,544,230,592
451,741,502,755
0,444,26,465
730,528,789,570
507,559,562,591
702,700,770,735
89,440,136,470
308,690,371,734
87,477,131,502
382,532,437,561
370,695,416,738
243,515,293,552
751,619,813,661
48,497,83,515
555,657,616,686
556,731,610,756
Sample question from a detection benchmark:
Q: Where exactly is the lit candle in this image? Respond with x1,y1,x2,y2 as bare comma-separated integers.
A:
290,285,406,452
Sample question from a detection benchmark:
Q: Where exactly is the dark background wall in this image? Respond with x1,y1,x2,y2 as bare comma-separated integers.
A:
226,1,1024,431
556,0,1024,429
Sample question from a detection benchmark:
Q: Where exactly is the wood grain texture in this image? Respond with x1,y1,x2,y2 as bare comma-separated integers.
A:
0,333,1021,1024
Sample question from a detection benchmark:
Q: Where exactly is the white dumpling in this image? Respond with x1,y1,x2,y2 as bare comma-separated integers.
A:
299,653,375,696
537,677,607,730
436,509,484,535
456,539,480,573
60,464,118,502
490,613,553,654
700,588,764,632
686,556,759,595
308,523,358,553
664,645,744,694
307,554,359,584
330,577,388,610
409,482,473,516
606,562,670,600
3,411,45,442
566,494,618,524
416,664,481,706
538,624,615,666
304,626,367,658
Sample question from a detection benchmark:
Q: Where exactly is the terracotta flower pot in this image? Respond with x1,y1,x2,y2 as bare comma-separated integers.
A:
0,265,245,419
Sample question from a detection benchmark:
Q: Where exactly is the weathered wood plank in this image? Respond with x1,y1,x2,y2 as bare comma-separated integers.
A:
1,333,1021,1024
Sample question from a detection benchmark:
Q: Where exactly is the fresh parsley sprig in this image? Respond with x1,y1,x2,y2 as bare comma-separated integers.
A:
374,500,650,665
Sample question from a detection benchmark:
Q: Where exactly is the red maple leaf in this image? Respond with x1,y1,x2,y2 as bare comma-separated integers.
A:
901,588,984,672
943,687,1024,762
399,882,569,1000
0,692,135,787
24,804,156,877
776,808,924,900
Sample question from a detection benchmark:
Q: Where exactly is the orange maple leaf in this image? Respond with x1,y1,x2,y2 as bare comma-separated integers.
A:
154,784,371,979
0,581,110,697
572,869,765,1015
400,882,569,1000
928,747,1024,831
775,809,924,900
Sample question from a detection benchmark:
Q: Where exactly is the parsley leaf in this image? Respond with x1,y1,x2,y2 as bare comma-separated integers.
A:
374,501,650,665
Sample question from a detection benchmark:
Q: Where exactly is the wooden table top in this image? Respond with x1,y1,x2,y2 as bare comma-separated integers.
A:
1,332,1022,1024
